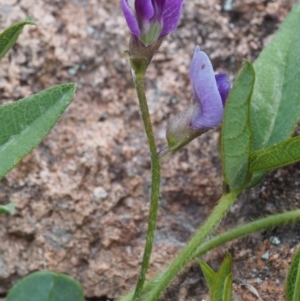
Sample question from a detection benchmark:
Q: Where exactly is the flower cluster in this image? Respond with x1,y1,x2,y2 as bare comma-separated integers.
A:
121,1,231,155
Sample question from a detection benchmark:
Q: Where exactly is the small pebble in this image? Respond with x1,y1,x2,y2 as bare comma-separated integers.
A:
86,26,95,35
68,64,80,75
270,236,281,245
223,0,233,11
261,251,270,260
93,187,108,202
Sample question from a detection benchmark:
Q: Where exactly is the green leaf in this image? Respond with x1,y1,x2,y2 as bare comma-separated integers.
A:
6,271,85,301
221,61,255,191
248,3,300,187
0,17,35,61
250,136,300,172
0,83,76,179
212,253,232,301
198,259,217,296
286,248,300,301
222,274,232,301
0,203,15,215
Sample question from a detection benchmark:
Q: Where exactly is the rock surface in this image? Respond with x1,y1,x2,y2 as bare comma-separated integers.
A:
0,0,299,300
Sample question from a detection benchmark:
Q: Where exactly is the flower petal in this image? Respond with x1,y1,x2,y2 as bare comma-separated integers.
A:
160,0,185,37
135,0,155,23
189,46,223,129
154,0,166,12
215,73,231,106
121,0,141,37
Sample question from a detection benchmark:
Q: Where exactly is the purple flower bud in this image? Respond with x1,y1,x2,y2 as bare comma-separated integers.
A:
121,0,185,46
166,46,231,155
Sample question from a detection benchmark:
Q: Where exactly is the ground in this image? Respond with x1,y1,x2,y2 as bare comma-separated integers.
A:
0,0,299,300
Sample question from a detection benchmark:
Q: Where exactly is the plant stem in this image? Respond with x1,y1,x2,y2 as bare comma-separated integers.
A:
142,190,240,301
131,70,161,301
193,208,300,257
119,208,300,301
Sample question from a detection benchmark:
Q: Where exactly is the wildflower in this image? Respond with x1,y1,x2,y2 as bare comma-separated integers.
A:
121,0,185,46
166,46,231,154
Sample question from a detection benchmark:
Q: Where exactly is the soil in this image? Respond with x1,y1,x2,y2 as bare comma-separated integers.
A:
0,0,299,300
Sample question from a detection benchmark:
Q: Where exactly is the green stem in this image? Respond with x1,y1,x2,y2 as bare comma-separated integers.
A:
194,208,300,257
142,190,240,301
119,209,300,301
132,70,161,301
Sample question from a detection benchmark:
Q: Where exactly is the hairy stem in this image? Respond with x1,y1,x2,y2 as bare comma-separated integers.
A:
132,70,161,301
142,190,240,301
119,208,300,301
194,208,300,257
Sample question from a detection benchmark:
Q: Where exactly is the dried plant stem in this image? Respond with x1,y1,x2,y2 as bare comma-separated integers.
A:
131,70,161,301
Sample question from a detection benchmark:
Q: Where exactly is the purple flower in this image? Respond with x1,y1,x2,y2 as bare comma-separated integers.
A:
189,46,230,129
166,46,231,154
121,0,185,46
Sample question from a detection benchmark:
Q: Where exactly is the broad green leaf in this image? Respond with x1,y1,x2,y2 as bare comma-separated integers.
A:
212,253,232,301
222,274,232,301
286,248,300,301
0,83,76,179
0,203,15,215
198,259,217,296
221,61,255,191
248,3,300,187
0,17,35,61
6,271,85,301
250,136,300,172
